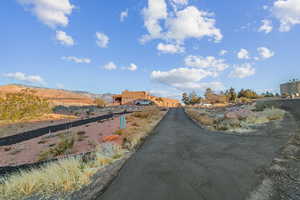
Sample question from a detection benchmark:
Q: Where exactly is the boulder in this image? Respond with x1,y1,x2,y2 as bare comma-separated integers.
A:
224,109,254,120
224,112,239,119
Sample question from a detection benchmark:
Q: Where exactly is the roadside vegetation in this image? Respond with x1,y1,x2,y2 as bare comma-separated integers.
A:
186,105,286,133
182,88,279,106
0,89,51,121
121,106,166,150
38,132,76,161
0,89,75,127
0,143,126,200
0,106,167,199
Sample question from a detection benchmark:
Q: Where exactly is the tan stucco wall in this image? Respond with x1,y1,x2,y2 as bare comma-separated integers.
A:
113,91,180,107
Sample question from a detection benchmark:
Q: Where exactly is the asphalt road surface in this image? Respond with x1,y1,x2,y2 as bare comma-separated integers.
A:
98,108,294,200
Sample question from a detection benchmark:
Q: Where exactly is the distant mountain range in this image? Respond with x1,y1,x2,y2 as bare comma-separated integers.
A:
0,84,115,106
71,90,114,103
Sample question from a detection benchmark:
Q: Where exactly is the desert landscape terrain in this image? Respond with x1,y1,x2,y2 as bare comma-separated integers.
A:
0,85,300,200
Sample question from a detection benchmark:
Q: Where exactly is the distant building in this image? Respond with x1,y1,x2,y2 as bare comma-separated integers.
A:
280,80,300,96
112,90,180,107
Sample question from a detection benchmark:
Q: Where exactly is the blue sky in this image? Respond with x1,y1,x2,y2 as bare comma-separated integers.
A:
1,0,300,98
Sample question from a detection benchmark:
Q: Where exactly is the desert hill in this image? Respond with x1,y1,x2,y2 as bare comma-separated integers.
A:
0,84,114,106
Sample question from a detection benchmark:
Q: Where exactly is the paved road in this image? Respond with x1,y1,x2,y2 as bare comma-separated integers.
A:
98,108,295,200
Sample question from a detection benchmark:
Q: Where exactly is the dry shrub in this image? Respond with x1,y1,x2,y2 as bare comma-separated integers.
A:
0,158,89,200
245,115,269,125
215,118,241,131
131,122,139,127
132,106,161,119
0,143,126,200
186,109,215,126
77,131,86,136
245,108,285,125
198,114,215,126
38,133,75,161
262,108,286,121
122,107,165,150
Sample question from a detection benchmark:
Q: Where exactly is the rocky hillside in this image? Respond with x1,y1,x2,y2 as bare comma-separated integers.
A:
0,84,113,106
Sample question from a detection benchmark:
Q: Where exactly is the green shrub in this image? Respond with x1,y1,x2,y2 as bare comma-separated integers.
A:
114,129,124,135
0,89,51,121
38,134,75,161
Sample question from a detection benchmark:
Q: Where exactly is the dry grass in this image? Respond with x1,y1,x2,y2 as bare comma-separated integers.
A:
123,107,166,150
0,143,126,200
245,108,285,125
186,107,286,132
131,106,161,119
0,107,166,200
185,109,215,126
262,108,286,121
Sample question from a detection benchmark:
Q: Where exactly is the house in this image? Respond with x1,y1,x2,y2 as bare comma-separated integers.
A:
112,90,180,107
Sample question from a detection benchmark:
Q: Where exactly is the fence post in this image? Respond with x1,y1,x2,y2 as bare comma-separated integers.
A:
120,115,126,129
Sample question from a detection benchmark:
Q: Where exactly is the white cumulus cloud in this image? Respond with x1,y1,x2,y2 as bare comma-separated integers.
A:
102,62,117,70
151,68,211,84
257,47,275,59
165,6,222,42
141,0,168,42
229,63,256,78
127,63,138,71
272,0,300,32
141,1,222,45
4,72,45,84
184,55,229,72
18,0,74,28
151,67,224,92
96,32,109,48
258,19,273,34
157,43,184,54
62,56,91,64
120,9,128,22
171,0,189,5
237,48,250,59
56,30,74,46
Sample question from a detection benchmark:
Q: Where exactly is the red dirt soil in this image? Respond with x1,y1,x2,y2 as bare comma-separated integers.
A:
0,116,121,167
